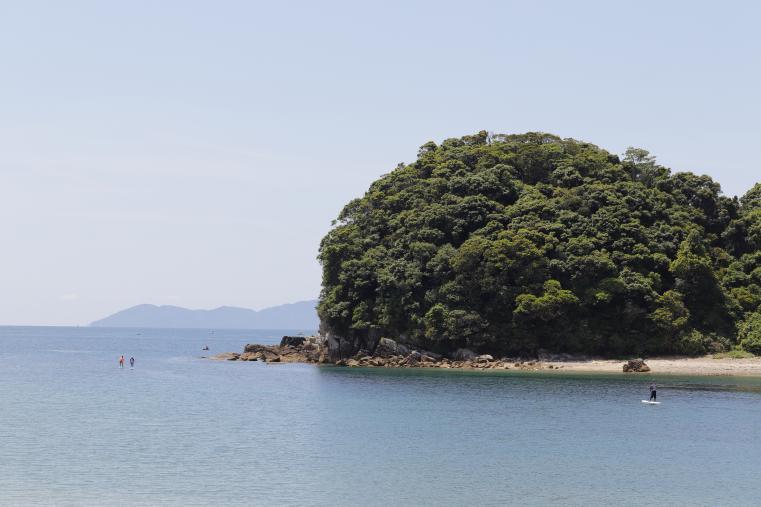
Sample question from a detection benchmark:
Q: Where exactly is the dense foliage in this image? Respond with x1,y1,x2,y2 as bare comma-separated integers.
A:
318,132,761,356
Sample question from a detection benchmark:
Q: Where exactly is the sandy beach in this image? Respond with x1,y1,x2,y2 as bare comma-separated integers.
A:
543,356,761,376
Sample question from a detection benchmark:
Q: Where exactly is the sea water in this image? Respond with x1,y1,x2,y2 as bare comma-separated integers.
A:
2,326,761,506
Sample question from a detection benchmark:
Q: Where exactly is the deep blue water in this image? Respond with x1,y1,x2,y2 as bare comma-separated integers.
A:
2,326,761,506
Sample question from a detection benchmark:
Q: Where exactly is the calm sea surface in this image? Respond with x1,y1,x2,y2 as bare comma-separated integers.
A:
2,326,761,506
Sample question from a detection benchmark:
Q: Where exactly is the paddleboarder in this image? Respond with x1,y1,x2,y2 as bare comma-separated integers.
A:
119,355,125,368
129,356,135,368
649,382,657,402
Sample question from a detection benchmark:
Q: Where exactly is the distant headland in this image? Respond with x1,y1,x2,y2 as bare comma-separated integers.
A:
90,300,318,329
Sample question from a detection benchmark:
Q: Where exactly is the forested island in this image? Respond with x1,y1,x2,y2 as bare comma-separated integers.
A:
317,131,761,359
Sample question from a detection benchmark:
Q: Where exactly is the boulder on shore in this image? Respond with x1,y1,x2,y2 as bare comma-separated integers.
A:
280,336,306,348
400,351,421,366
261,351,281,362
420,350,442,361
452,348,476,361
237,339,322,364
374,337,399,357
210,352,239,361
244,344,270,354
623,358,651,372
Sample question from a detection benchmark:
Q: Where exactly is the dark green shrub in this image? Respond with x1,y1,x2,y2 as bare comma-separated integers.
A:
739,312,761,355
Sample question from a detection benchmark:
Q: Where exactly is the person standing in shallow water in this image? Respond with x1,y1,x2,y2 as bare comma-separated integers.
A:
649,382,657,401
119,355,124,368
129,357,135,368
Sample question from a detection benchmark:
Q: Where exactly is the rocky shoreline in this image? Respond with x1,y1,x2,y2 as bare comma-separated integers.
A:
207,336,761,376
208,335,650,372
210,335,325,364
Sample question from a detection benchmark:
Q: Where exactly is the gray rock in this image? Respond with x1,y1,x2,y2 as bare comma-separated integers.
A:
475,354,494,363
400,351,421,366
420,350,443,361
353,349,371,359
280,336,306,348
452,348,476,361
374,337,399,357
325,331,359,361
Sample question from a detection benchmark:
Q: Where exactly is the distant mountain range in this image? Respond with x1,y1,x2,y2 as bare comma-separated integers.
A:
90,300,318,330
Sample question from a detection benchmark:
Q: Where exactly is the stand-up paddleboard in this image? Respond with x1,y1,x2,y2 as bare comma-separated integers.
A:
641,400,661,404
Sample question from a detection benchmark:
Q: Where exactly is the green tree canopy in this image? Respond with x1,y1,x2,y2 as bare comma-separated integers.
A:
318,132,761,356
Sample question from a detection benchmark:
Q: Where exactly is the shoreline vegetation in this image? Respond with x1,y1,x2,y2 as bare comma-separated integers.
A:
210,336,761,377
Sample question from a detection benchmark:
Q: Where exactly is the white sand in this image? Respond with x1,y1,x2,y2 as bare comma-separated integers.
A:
543,356,761,376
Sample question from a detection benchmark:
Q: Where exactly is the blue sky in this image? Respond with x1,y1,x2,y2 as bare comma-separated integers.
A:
1,1,759,325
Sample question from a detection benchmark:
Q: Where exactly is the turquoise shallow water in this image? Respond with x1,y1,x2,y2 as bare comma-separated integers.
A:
2,326,761,506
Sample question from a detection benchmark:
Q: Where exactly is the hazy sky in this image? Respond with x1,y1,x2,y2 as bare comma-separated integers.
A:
1,1,759,325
